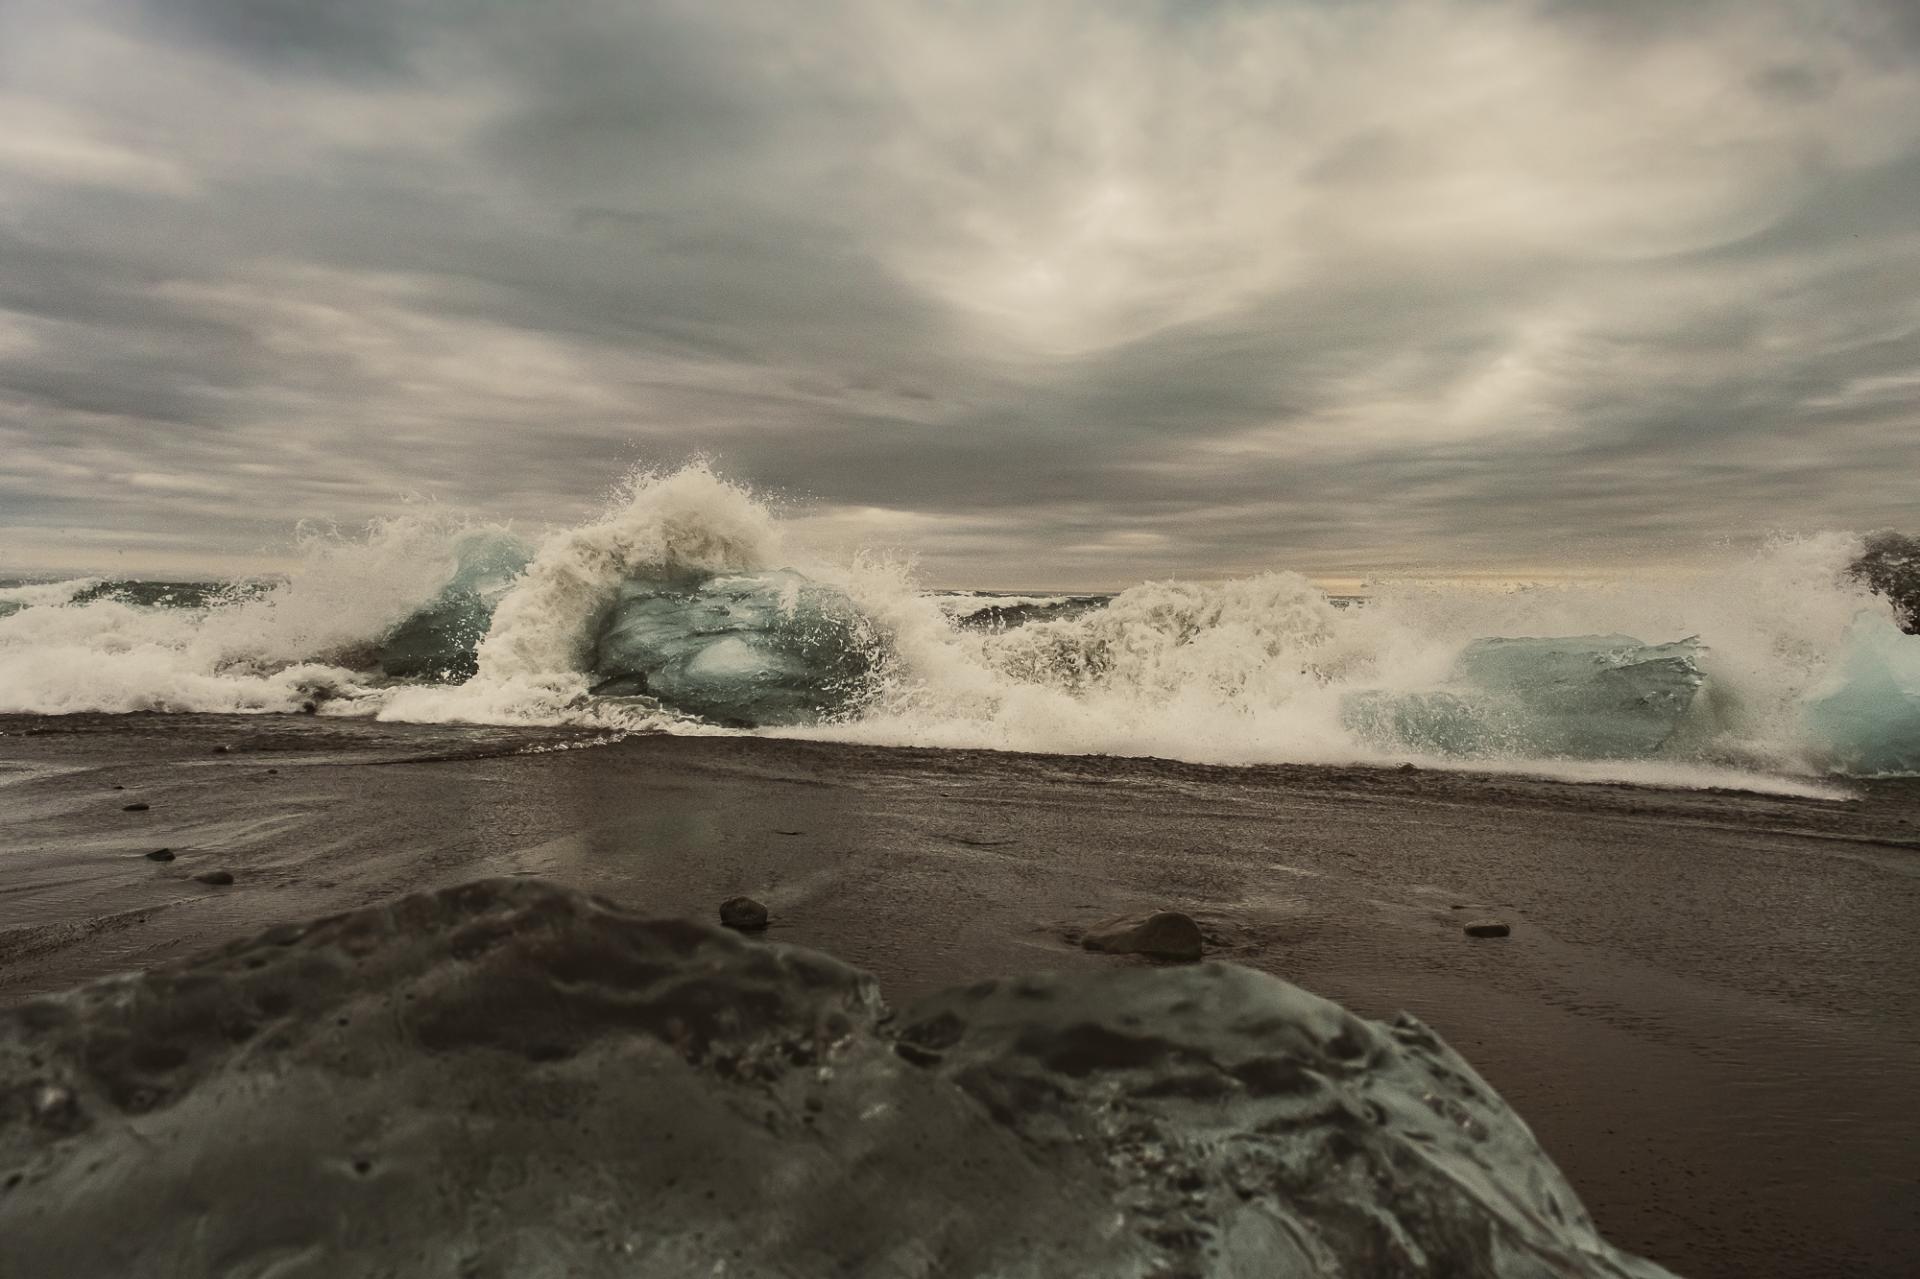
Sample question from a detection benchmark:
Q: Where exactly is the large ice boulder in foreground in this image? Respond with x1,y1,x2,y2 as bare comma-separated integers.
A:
1345,634,1705,760
1,880,1676,1278
1804,615,1920,775
589,570,877,725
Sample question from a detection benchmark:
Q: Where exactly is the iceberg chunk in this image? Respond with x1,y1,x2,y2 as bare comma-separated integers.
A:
589,569,877,725
377,532,532,680
1345,634,1705,759
1804,614,1920,775
0,879,1680,1279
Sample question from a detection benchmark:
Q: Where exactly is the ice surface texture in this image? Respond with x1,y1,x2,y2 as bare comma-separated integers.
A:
377,532,532,680
1345,634,1705,760
589,570,877,725
1,880,1676,1278
1805,615,1920,775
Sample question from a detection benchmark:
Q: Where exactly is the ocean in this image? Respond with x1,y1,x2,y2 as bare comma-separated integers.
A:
2,464,1914,793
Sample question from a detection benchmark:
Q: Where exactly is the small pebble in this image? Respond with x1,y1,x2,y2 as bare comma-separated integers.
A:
122,802,149,812
194,870,235,886
1464,920,1511,939
720,896,769,932
30,1084,78,1126
144,848,175,862
1081,911,1205,962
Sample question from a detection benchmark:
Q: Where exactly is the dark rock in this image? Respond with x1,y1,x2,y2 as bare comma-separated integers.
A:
143,849,174,863
1399,762,1419,772
212,745,231,754
1849,530,1920,633
193,870,234,886
0,880,1676,1279
1081,911,1205,962
121,803,148,813
1464,920,1511,938
719,896,769,932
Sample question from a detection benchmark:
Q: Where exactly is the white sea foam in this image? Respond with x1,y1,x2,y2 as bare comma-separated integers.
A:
0,578,104,611
0,518,507,716
1,465,1908,793
785,534,1898,794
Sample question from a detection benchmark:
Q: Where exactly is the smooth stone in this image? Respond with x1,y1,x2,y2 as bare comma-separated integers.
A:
719,896,769,932
29,1085,78,1126
144,849,175,862
194,870,235,886
1081,911,1205,962
121,803,149,812
1464,920,1511,938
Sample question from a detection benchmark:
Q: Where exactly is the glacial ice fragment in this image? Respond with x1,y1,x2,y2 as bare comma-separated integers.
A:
1344,634,1705,759
589,569,877,725
376,533,532,680
1804,614,1920,775
0,879,1679,1278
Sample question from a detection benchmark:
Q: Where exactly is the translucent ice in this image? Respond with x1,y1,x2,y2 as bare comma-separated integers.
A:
1345,634,1706,760
1804,615,1920,775
0,879,1679,1279
376,531,532,680
589,569,878,725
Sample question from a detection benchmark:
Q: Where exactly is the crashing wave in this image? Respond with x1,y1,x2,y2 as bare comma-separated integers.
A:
0,519,515,715
0,577,104,619
937,591,1110,630
375,531,532,680
3,467,1916,784
1343,635,1706,760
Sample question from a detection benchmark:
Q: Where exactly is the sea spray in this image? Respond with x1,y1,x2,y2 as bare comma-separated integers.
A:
476,465,783,682
379,465,803,726
0,516,518,715
3,464,1915,786
789,535,1912,784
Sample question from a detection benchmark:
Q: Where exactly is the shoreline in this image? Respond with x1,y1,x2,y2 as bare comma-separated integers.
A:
3,713,1918,1277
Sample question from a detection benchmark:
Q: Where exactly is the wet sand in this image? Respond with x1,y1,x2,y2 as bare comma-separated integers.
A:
3,712,1918,1278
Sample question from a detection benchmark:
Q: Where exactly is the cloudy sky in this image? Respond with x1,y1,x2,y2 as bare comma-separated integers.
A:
2,0,1917,588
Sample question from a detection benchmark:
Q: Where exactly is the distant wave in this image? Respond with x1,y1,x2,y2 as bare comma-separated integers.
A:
1,464,1914,790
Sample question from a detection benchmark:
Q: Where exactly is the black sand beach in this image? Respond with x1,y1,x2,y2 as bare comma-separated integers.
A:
3,713,1917,1278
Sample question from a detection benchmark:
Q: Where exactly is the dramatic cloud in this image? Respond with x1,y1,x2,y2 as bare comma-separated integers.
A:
2,0,1916,586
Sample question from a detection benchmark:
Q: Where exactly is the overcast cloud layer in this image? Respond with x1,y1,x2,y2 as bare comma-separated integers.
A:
2,0,1917,587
